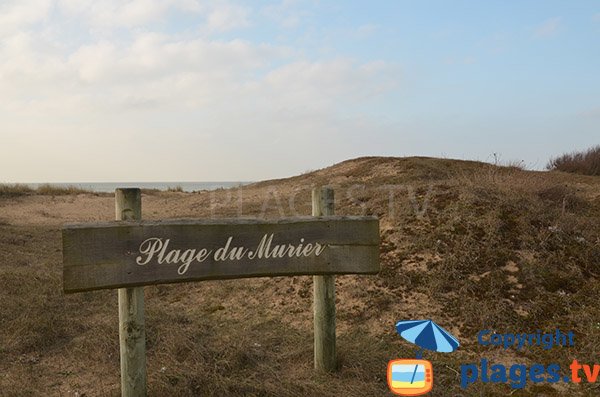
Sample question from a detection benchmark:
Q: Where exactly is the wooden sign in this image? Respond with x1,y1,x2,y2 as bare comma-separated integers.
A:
62,216,379,293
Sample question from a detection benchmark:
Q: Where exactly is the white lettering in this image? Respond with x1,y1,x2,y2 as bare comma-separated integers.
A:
136,238,163,265
214,237,233,261
135,234,328,274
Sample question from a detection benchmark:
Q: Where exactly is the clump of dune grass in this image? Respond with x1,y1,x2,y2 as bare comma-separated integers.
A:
0,184,35,197
547,145,600,176
35,184,89,195
0,183,89,197
167,185,184,192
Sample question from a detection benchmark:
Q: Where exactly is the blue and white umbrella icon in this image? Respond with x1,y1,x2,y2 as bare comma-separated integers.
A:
395,319,459,357
394,320,460,387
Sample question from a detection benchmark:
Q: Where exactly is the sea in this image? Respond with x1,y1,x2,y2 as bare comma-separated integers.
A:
24,182,251,193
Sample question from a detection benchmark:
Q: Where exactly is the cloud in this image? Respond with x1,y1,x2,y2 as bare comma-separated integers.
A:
57,0,249,33
1,33,289,114
257,59,398,112
0,0,395,115
205,3,250,32
0,0,402,181
57,0,205,29
533,17,562,38
594,13,600,22
262,0,312,29
3,33,394,114
0,0,52,37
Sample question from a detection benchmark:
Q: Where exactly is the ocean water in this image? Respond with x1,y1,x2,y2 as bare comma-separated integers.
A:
25,182,250,193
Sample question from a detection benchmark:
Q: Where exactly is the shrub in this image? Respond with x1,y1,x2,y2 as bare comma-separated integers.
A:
547,145,600,176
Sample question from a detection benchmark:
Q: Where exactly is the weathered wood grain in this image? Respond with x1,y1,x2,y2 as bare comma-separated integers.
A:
62,216,380,293
312,187,337,372
115,188,147,397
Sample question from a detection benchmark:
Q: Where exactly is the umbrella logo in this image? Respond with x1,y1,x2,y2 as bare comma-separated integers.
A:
387,320,460,396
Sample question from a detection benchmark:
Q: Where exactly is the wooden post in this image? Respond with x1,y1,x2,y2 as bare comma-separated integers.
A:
116,188,147,397
312,187,337,372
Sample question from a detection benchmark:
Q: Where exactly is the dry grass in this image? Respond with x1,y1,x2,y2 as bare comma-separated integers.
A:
1,156,600,396
0,183,35,197
0,183,90,197
166,185,184,193
547,145,600,176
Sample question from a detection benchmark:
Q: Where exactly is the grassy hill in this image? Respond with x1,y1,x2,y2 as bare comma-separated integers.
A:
1,156,599,396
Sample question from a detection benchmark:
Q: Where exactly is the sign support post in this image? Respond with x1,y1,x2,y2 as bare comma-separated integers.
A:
115,188,147,397
312,187,337,372
62,188,379,390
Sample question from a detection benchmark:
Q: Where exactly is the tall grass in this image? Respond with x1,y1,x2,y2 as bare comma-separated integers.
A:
0,184,34,197
0,183,89,197
167,185,184,192
547,145,600,176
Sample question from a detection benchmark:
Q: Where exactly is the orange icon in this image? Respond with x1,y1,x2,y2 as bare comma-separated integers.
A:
387,359,433,396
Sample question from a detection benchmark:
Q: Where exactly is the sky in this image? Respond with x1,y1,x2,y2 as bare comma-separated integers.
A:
1,0,599,182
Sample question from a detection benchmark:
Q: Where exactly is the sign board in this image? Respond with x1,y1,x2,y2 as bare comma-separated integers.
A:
62,216,379,293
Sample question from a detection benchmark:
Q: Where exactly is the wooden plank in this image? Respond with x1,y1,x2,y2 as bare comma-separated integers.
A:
312,187,337,372
115,188,147,397
62,216,379,293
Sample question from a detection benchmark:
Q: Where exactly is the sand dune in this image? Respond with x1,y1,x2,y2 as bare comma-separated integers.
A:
1,156,599,396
